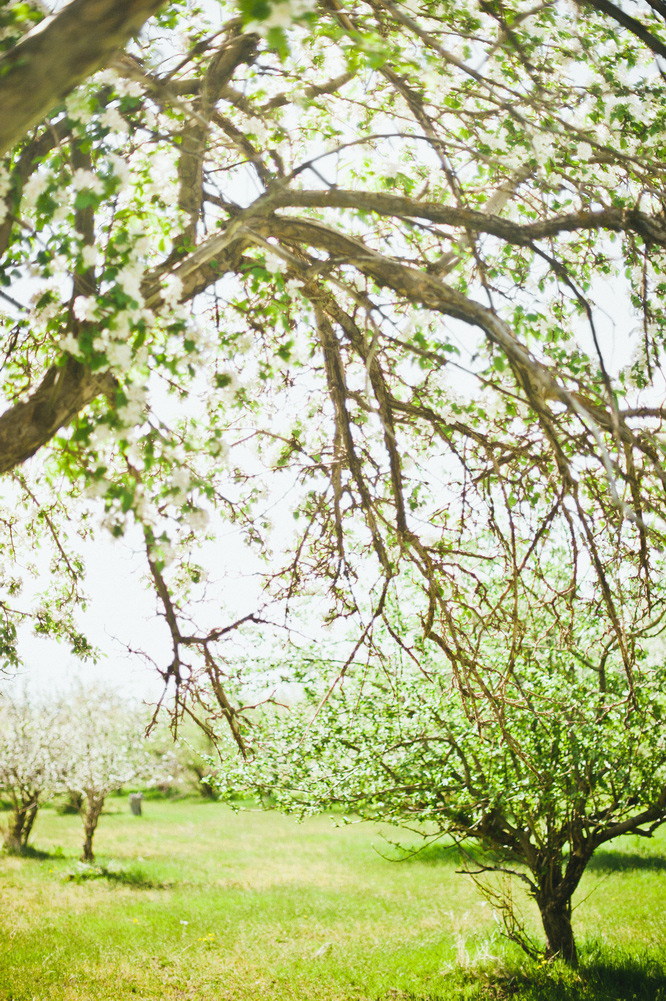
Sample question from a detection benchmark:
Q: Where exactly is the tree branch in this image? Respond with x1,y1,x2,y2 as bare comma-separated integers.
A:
0,0,165,156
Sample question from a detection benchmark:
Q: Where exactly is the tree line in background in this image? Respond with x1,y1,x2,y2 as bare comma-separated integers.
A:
0,687,213,861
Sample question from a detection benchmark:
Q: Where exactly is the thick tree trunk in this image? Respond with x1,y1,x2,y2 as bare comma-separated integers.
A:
3,801,39,852
537,895,577,966
21,803,39,847
3,811,25,853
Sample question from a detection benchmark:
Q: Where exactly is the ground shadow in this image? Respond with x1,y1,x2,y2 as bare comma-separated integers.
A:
587,851,666,872
443,955,666,1001
2,845,56,860
388,840,510,869
582,957,666,998
64,862,171,889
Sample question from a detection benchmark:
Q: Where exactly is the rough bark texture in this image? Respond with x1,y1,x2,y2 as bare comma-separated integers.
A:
537,896,578,966
2,802,39,852
0,0,165,156
0,358,116,475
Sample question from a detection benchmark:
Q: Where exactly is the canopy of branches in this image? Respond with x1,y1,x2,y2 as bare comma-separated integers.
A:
0,0,665,729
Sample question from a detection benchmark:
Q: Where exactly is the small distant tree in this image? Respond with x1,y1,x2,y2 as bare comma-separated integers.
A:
0,694,66,852
216,632,666,967
61,690,165,862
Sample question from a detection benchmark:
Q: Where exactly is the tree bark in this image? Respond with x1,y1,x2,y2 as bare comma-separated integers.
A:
80,794,104,862
2,801,39,852
21,803,39,847
536,894,578,966
3,811,25,853
0,358,116,475
0,0,166,157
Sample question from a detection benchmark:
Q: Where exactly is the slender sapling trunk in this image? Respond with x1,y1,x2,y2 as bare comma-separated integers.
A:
80,793,105,862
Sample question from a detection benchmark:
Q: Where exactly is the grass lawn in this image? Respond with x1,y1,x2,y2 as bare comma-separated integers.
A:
0,797,664,1000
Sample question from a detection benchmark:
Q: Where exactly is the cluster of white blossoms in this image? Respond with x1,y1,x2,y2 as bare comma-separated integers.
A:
98,105,130,134
81,244,101,269
19,168,51,211
263,249,289,275
71,168,105,196
94,69,144,100
243,115,270,144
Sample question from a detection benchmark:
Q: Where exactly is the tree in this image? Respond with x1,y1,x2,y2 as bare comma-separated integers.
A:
212,606,666,967
0,693,67,851
1,0,666,740
60,688,167,861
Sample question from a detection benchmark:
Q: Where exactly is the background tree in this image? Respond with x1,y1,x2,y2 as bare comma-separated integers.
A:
0,692,67,852
0,0,665,739
60,688,168,861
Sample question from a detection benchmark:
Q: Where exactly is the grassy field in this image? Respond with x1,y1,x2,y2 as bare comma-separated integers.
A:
0,798,664,1001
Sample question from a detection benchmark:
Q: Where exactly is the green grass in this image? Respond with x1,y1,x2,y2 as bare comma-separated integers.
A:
0,798,664,1000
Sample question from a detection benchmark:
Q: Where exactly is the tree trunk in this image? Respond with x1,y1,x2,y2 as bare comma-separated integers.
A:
20,803,39,847
80,794,104,862
537,895,577,966
3,800,39,853
3,810,25,853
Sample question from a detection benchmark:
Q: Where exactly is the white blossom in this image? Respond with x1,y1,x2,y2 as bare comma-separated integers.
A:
71,168,104,195
60,333,82,356
264,250,288,274
73,296,98,322
99,105,129,134
161,273,184,307
184,507,210,532
84,478,109,498
117,383,147,426
107,152,132,190
114,78,144,99
576,141,593,161
171,466,191,493
64,90,94,124
245,117,270,142
106,340,134,370
22,170,51,207
81,244,101,269
115,264,145,304
0,165,11,199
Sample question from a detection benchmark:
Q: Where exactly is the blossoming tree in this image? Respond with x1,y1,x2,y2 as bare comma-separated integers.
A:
0,693,68,852
61,689,167,862
0,0,665,747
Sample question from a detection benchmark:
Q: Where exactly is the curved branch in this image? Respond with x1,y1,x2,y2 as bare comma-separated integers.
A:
269,189,666,248
0,359,115,475
0,0,165,156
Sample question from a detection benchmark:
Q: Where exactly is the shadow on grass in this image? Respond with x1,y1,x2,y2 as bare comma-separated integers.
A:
587,851,666,872
582,956,666,999
449,950,666,1001
389,840,508,869
402,953,666,1001
64,861,171,889
2,844,59,860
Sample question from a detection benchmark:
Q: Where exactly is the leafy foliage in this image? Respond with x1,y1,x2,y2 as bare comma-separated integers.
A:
210,610,666,963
